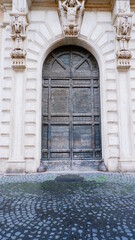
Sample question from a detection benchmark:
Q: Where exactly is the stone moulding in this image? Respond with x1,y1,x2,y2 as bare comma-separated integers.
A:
11,48,27,70
10,12,28,70
58,0,85,37
116,49,132,70
114,13,133,69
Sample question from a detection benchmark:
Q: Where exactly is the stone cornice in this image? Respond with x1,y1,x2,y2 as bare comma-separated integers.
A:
0,0,116,11
0,0,134,11
32,0,115,10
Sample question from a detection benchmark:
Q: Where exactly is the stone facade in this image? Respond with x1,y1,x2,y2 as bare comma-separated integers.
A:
0,0,135,173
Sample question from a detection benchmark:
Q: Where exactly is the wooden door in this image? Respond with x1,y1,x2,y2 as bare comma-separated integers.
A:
42,46,102,165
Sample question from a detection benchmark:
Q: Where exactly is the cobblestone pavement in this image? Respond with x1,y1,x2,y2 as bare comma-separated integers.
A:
0,172,135,240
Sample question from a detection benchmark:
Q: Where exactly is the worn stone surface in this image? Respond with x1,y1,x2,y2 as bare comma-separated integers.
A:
0,1,135,174
0,173,135,239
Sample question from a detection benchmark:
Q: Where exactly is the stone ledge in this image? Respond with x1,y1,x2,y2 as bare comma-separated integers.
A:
119,157,135,162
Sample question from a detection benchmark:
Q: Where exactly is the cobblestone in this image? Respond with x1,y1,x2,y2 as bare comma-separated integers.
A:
0,173,135,239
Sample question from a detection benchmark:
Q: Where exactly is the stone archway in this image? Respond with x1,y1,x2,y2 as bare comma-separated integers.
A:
41,45,102,170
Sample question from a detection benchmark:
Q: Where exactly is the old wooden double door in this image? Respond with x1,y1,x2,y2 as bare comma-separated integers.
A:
42,46,102,164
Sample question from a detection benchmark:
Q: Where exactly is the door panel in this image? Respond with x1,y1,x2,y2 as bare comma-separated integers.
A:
73,88,91,113
51,125,70,150
73,125,92,149
50,88,70,114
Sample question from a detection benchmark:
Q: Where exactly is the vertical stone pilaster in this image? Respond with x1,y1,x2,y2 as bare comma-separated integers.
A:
113,0,133,69
117,71,131,156
117,68,135,171
7,0,29,173
10,0,29,70
8,71,26,173
112,0,135,171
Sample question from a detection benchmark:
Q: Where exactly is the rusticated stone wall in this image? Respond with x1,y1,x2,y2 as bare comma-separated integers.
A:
0,0,135,173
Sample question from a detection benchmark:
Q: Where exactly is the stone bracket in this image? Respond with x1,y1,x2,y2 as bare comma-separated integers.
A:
10,1,29,70
114,13,133,69
117,58,131,70
58,0,85,37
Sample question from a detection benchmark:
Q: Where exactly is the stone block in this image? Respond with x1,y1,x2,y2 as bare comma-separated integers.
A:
106,72,116,80
27,60,38,70
0,136,9,146
102,43,115,54
131,80,135,88
97,34,108,47
97,12,111,23
31,10,45,21
25,90,37,100
24,135,35,146
107,102,117,111
48,11,62,36
2,100,11,110
109,147,119,158
25,112,36,122
39,24,52,41
24,147,35,159
25,124,36,135
1,111,11,123
26,101,36,111
25,159,38,173
119,160,135,172
2,89,11,99
34,33,45,48
27,42,41,54
6,161,26,173
0,147,9,159
107,158,119,172
27,70,37,78
133,113,135,122
108,135,119,146
0,124,10,134
81,12,96,37
106,82,116,90
107,91,117,101
26,79,37,89
108,123,118,133
0,159,7,173
105,53,115,61
105,62,116,70
27,52,39,61
3,79,12,88
132,104,135,112
131,91,135,99
91,25,103,42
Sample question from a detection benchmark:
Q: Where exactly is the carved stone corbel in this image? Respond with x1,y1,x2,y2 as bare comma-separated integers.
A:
114,13,133,69
58,0,85,37
10,0,29,70
11,46,27,70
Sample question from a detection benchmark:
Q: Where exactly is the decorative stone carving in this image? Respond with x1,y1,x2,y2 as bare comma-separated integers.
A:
115,14,132,69
11,15,27,40
10,14,28,70
11,48,27,70
118,1,130,14
12,0,27,13
58,0,85,37
10,0,28,71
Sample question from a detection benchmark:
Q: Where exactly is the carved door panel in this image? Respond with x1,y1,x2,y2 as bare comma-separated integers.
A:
42,46,102,163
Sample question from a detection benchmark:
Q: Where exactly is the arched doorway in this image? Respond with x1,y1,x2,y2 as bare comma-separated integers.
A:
42,46,102,169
